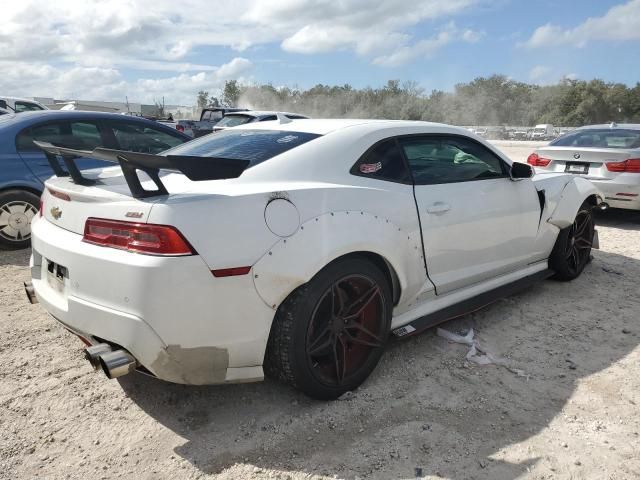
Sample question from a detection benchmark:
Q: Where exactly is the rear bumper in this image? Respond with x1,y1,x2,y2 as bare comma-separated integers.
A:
590,179,640,210
30,216,274,385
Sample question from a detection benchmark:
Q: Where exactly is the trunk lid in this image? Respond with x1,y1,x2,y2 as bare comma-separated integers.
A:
536,146,633,179
42,167,161,235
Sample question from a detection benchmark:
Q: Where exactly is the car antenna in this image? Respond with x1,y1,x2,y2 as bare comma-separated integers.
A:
277,112,293,124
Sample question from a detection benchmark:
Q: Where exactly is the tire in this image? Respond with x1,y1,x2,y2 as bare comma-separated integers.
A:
549,200,595,281
0,189,40,250
264,256,392,400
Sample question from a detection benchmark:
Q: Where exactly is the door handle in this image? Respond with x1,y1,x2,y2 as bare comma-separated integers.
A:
427,202,451,214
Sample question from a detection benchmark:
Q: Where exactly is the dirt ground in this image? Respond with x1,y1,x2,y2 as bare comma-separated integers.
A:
1,143,639,480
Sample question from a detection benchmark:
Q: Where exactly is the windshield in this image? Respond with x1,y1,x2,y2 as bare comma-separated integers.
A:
551,129,640,149
164,129,321,167
216,115,253,128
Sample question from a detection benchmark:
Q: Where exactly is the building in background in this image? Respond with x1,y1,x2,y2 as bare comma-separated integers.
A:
30,97,197,119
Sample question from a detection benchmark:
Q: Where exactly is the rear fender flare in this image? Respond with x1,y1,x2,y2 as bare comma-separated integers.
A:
252,210,425,310
547,177,603,229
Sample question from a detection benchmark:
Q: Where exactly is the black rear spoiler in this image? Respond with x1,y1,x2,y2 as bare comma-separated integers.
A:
34,141,250,199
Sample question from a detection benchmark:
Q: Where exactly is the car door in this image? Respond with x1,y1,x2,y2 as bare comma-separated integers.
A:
17,120,112,183
400,134,540,295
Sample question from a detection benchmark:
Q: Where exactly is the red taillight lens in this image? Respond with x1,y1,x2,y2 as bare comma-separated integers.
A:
176,124,185,132
527,153,551,167
48,188,71,201
606,158,640,173
83,218,196,256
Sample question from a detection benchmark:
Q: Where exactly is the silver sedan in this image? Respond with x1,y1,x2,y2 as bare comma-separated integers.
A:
527,123,640,210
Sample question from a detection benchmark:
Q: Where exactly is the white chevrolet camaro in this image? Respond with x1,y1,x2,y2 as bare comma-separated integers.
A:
27,119,602,399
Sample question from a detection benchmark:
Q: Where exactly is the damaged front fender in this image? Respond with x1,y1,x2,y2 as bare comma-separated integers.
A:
546,176,604,229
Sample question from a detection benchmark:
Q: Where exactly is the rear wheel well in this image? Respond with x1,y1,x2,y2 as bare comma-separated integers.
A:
0,186,43,198
326,251,401,306
585,193,601,207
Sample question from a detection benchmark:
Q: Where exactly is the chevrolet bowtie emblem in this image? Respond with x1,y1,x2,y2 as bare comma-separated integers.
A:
50,206,62,220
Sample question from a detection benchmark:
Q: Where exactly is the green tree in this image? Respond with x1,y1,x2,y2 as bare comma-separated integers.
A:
222,80,241,107
197,91,209,110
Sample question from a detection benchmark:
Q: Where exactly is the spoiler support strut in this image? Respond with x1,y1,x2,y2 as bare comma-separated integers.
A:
34,141,249,199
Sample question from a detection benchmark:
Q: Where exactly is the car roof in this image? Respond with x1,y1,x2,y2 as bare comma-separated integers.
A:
576,123,640,131
0,109,186,130
226,110,308,119
0,96,43,103
231,118,465,136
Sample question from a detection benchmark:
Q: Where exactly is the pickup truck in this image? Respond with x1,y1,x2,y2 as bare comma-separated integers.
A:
0,96,48,113
176,107,248,138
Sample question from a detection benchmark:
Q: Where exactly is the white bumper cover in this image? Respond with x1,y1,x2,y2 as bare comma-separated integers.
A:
30,217,275,384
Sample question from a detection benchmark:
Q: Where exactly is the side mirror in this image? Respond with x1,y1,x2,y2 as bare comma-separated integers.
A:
511,162,534,179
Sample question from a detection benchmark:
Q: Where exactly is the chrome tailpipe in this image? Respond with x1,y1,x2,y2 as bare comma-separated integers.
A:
24,281,38,304
84,343,113,369
98,349,137,379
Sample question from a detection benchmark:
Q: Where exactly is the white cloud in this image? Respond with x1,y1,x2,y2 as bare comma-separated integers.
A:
0,58,253,105
1,0,483,66
525,0,640,48
0,0,485,101
373,23,483,67
529,65,552,82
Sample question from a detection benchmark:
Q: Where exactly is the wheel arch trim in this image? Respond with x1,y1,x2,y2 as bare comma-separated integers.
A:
252,210,425,311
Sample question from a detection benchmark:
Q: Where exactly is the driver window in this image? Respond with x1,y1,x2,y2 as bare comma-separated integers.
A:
399,135,507,185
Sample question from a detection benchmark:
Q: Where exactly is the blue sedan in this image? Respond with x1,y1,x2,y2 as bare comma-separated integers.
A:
0,110,190,249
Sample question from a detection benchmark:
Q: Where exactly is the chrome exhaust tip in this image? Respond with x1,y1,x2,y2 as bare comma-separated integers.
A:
24,281,38,304
98,349,137,379
84,343,113,369
598,202,609,211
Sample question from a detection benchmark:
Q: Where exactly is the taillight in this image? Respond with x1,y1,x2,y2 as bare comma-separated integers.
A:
39,199,43,217
83,218,196,256
48,188,71,201
176,124,185,132
527,153,551,167
606,159,640,173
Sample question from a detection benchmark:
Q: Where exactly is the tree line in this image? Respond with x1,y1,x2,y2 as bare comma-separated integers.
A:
197,76,640,127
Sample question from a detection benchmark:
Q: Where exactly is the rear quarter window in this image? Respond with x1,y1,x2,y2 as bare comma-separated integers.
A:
108,121,185,154
350,138,411,183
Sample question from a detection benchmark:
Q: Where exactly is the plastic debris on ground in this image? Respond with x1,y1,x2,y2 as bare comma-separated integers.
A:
436,327,529,379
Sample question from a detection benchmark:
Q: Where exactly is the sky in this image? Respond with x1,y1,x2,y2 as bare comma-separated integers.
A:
1,0,639,105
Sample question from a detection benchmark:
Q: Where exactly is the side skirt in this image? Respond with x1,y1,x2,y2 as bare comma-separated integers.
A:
391,268,554,338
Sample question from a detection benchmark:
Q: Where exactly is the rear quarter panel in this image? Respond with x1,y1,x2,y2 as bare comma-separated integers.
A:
0,152,42,193
147,179,429,314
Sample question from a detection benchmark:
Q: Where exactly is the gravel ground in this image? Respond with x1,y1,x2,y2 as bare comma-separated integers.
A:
1,143,639,480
